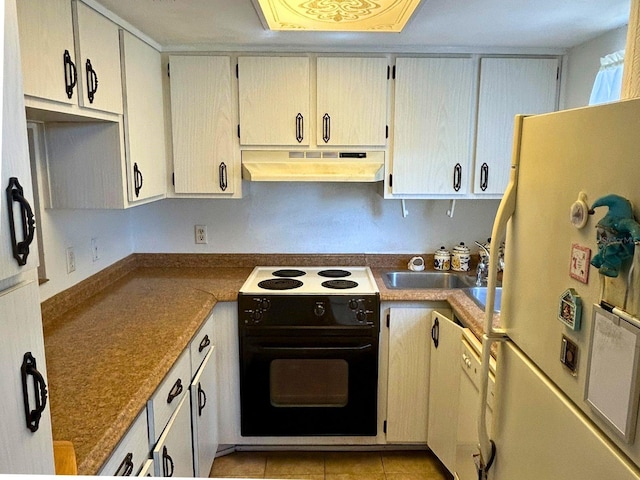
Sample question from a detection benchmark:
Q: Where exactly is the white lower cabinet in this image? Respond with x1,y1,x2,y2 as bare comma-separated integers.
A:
152,394,194,477
99,408,150,476
138,458,154,477
427,311,464,473
190,347,218,477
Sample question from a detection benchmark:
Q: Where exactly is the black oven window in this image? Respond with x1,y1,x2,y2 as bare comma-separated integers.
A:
270,359,349,407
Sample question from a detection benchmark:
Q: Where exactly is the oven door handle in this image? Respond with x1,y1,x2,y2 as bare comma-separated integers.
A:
254,344,374,352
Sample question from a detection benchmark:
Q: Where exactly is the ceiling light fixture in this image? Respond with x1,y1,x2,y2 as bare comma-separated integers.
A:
252,0,423,33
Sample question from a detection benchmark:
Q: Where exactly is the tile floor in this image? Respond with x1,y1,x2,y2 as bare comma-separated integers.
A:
209,450,453,479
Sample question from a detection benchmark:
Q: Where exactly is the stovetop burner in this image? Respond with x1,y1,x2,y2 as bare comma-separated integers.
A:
318,269,352,278
321,279,359,290
272,269,306,278
258,278,304,290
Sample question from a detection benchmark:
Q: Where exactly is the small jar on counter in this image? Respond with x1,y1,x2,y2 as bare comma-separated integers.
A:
451,242,471,272
434,246,451,271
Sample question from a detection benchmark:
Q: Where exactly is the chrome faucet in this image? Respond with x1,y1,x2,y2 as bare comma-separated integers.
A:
475,241,490,286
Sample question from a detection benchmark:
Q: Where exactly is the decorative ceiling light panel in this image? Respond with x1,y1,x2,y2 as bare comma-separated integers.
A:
254,0,422,32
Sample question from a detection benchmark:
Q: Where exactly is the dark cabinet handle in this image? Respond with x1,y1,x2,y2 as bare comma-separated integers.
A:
133,163,143,197
198,334,211,353
115,452,134,476
63,49,77,99
480,163,489,191
295,113,304,143
162,446,174,477
431,318,439,349
219,162,228,191
453,163,462,192
166,378,183,404
322,113,331,143
21,352,48,433
197,382,207,417
6,177,36,266
85,58,99,104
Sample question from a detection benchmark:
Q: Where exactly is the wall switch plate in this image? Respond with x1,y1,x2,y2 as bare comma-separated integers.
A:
66,246,76,273
195,225,207,244
91,238,100,262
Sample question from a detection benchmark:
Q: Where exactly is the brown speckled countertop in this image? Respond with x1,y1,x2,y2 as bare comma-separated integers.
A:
41,254,498,475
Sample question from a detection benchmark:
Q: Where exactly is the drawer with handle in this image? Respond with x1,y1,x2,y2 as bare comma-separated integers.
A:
98,408,149,476
189,313,214,377
147,349,190,443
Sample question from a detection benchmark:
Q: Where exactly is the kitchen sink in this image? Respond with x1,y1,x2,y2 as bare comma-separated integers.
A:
464,286,502,313
383,271,476,289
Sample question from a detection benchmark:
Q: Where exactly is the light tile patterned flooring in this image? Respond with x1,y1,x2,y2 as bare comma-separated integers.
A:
209,450,453,479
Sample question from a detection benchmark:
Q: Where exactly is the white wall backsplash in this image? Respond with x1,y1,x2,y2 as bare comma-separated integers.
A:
131,183,500,255
38,209,134,301
564,26,628,109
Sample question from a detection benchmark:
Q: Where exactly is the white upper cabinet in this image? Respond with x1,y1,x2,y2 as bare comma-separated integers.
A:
237,56,310,146
169,55,239,196
317,57,388,147
120,31,166,202
17,0,123,115
16,0,76,105
73,1,123,114
391,57,474,195
474,57,558,195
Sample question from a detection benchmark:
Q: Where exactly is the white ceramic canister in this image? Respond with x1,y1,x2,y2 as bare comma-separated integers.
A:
451,242,471,272
434,246,451,271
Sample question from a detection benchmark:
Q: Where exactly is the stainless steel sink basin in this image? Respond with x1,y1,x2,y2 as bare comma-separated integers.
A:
383,271,476,289
464,286,502,313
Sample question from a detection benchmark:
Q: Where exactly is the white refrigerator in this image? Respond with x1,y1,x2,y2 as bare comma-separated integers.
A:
477,98,640,479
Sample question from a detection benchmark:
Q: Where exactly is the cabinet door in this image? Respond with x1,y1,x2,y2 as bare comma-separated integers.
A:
152,394,194,478
16,0,77,105
317,57,388,146
190,347,218,477
121,31,166,203
238,56,310,146
0,281,55,474
170,55,237,195
392,57,474,195
427,311,463,472
386,307,432,443
73,1,123,114
2,0,39,281
98,408,150,476
474,57,558,195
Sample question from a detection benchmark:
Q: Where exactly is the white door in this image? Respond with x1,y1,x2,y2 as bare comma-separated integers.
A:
237,56,310,146
152,394,194,477
386,307,432,443
16,0,77,104
73,2,123,114
170,55,237,195
427,311,463,472
392,57,474,194
474,57,558,195
191,347,218,477
316,57,388,146
0,281,55,474
121,31,166,203
489,342,640,480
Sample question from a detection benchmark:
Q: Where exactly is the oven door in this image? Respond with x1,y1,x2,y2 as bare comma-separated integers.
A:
240,335,378,436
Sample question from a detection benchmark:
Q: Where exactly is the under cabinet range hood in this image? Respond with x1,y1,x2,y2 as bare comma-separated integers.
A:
241,151,384,182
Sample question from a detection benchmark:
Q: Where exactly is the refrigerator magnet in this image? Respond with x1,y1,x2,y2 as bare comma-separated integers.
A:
558,288,582,330
569,243,591,284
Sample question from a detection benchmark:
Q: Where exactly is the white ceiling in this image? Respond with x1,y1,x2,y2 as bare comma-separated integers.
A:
93,0,630,52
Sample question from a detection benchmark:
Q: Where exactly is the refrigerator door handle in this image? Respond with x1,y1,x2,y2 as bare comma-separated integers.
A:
476,115,525,473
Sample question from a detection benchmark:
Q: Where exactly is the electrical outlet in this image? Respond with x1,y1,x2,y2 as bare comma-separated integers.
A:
195,225,208,244
66,246,76,273
91,238,100,262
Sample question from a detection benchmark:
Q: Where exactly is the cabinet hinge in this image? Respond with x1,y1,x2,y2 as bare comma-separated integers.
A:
383,420,387,434
386,313,390,328
386,125,389,139
172,173,175,186
557,66,560,80
167,63,170,78
236,64,239,79
387,65,390,80
389,174,393,187
392,65,396,79
237,125,241,138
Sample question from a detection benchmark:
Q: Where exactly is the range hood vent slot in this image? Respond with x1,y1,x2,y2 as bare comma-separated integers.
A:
241,151,384,182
